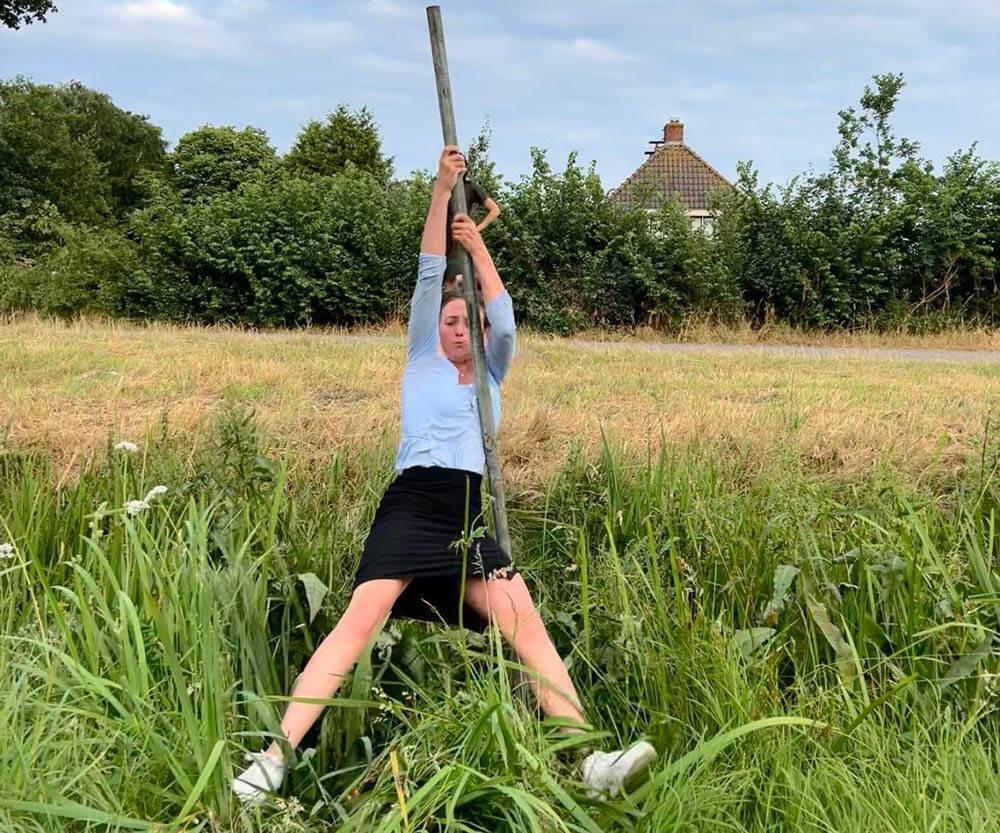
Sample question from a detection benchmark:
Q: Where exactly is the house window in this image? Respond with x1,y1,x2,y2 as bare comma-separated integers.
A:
687,212,715,236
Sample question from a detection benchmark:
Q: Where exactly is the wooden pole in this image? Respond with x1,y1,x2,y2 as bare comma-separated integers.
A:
426,5,512,562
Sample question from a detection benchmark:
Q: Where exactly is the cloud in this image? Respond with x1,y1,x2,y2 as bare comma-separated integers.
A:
564,126,605,144
522,7,579,27
278,19,357,47
119,0,192,21
8,1,247,57
1,0,994,189
448,31,522,64
707,10,930,52
676,81,736,104
873,0,1000,29
356,52,425,76
362,0,416,19
107,1,242,56
558,37,634,64
216,0,269,20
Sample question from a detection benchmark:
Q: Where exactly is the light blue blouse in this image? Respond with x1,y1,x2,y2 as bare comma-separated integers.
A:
394,253,517,475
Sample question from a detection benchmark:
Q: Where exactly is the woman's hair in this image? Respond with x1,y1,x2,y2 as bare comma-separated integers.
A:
440,287,489,329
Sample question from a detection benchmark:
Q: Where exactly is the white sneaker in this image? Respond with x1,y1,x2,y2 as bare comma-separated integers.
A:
232,750,287,805
581,740,657,799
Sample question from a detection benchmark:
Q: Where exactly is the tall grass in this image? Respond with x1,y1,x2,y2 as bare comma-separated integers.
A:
2,406,999,831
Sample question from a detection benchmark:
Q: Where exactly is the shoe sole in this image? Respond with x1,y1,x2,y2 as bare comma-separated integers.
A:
620,741,658,786
582,741,659,800
232,774,284,805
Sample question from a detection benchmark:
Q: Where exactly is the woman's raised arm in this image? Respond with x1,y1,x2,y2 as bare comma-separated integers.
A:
408,148,466,359
451,215,516,382
420,147,464,256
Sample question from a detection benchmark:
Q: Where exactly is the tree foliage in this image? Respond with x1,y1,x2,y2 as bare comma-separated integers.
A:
170,125,278,203
719,73,998,327
0,78,165,226
1,0,56,29
285,104,393,184
1,72,997,331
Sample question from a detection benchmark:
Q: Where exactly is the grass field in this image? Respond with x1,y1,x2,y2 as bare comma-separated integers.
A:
2,316,1000,832
3,314,999,488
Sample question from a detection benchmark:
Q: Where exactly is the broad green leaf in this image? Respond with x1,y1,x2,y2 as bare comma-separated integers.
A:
731,627,777,659
298,571,329,623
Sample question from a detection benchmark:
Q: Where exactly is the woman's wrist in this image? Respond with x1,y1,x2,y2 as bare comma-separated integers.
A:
469,244,491,265
432,179,453,199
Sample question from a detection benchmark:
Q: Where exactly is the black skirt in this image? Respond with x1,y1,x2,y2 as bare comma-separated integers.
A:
352,466,517,631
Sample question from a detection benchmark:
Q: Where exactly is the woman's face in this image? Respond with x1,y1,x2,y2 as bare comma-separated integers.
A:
439,297,486,364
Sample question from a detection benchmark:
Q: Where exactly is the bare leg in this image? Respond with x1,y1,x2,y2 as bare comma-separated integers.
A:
264,578,410,758
463,573,587,729
462,573,657,797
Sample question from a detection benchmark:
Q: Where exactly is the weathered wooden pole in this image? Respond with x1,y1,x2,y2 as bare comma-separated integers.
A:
426,5,512,562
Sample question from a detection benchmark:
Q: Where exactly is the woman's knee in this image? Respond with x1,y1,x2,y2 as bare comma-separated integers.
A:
338,579,405,640
471,575,546,643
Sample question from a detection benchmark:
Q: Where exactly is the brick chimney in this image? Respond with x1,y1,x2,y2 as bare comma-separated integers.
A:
664,118,684,144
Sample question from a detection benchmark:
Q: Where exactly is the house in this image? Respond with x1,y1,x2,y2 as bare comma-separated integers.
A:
610,119,732,232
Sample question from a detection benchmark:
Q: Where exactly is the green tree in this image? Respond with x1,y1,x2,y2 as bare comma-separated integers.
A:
0,221,141,318
0,78,105,224
169,125,278,203
819,72,922,317
830,73,920,212
490,148,646,331
899,147,1000,317
0,77,165,225
129,169,408,326
60,81,167,216
464,119,502,197
285,104,393,183
716,73,981,327
1,0,56,29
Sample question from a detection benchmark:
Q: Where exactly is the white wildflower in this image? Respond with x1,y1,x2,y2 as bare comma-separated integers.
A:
144,485,168,502
125,499,150,516
0,542,14,559
114,441,139,453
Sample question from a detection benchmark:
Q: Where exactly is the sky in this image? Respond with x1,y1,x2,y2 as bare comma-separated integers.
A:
1,0,998,189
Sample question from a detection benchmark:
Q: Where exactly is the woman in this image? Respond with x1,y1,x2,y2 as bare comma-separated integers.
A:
232,146,656,804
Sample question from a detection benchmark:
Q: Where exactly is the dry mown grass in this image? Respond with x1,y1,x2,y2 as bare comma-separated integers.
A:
575,316,1000,351
2,313,999,491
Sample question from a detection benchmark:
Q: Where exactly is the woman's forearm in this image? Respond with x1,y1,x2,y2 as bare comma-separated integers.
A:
420,183,452,256
477,199,500,232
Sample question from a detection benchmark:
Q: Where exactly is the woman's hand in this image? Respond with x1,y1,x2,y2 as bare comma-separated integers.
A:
422,147,464,255
452,214,487,258
435,146,466,194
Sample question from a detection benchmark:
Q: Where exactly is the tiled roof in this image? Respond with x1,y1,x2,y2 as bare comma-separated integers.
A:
610,143,732,212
